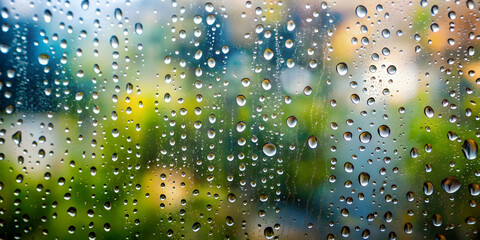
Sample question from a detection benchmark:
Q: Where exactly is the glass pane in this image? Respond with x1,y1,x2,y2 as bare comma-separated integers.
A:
0,0,479,239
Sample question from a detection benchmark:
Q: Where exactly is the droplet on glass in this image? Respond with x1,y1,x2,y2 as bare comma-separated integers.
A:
12,131,21,146
462,139,478,160
263,48,274,60
135,23,143,35
286,116,297,128
358,172,370,186
236,95,246,106
308,136,318,149
424,106,434,118
192,222,201,232
359,131,372,143
355,5,367,18
441,176,461,194
336,62,348,76
378,125,390,138
264,227,274,239
38,54,50,65
262,143,277,157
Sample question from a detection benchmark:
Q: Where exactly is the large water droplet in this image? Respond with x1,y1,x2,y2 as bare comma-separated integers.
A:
263,48,274,60
135,23,143,35
286,116,297,128
110,35,119,49
358,172,370,186
12,131,21,146
432,214,443,227
462,139,478,160
359,131,372,143
114,8,123,21
44,9,52,23
378,125,390,138
192,222,201,232
262,143,277,157
38,54,50,65
355,5,367,18
264,227,274,239
441,176,461,194
236,95,246,106
308,136,318,149
336,62,348,76
424,181,434,195
424,106,434,118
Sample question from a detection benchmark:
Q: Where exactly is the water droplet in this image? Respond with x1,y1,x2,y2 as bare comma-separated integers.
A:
44,9,52,23
264,227,274,239
432,214,443,227
110,35,119,49
262,79,271,90
263,143,277,156
192,222,201,232
263,48,274,60
462,139,478,160
38,54,50,65
259,193,269,202
114,8,123,21
286,116,297,128
67,207,77,217
12,131,21,146
135,23,143,35
355,5,367,18
350,94,360,104
359,131,372,143
424,181,434,195
336,62,348,76
308,136,318,149
468,183,480,196
466,216,477,225
387,65,397,75
378,125,390,138
344,162,354,173
441,176,461,194
424,106,434,118
358,172,370,186
236,95,246,106
287,20,296,31
430,23,440,32
81,0,89,10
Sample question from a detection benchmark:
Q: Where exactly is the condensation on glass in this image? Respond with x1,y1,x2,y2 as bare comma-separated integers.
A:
0,0,479,239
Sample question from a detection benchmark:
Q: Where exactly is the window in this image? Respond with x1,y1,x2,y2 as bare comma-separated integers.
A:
0,0,479,239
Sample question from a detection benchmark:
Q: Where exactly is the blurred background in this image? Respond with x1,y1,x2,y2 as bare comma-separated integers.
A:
0,0,479,239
